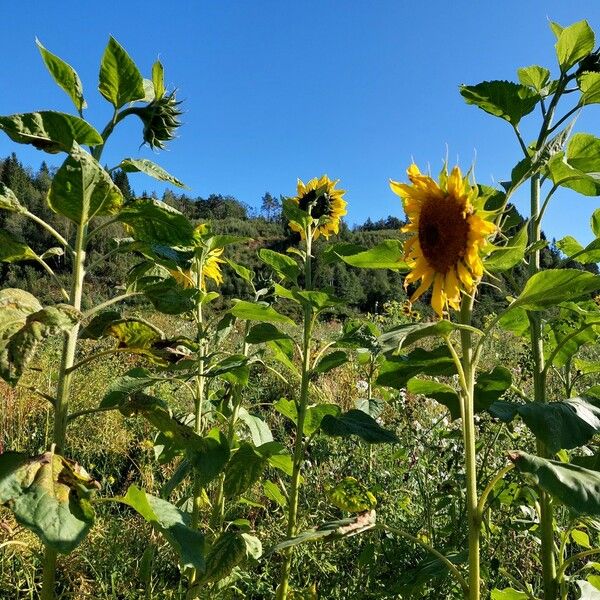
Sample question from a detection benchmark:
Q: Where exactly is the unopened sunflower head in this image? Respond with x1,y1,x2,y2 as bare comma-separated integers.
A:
129,91,183,150
390,163,497,318
289,175,347,240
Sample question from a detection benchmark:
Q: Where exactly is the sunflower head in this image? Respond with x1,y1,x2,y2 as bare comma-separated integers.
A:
129,91,183,150
171,222,225,291
390,163,497,318
288,175,347,240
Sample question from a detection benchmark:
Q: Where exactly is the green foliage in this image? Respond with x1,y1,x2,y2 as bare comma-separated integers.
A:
0,451,98,553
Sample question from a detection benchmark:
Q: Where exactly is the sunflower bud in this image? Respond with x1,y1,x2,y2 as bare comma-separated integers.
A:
130,91,183,150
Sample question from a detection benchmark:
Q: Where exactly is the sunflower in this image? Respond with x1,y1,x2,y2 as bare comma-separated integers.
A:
170,223,225,291
390,164,496,317
289,175,347,240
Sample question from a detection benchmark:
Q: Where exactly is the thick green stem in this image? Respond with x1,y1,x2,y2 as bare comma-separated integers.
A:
529,173,558,600
41,220,87,600
459,294,480,600
277,227,313,600
191,259,206,533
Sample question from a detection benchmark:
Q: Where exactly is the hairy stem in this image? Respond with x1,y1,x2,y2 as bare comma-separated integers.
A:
41,220,87,600
458,294,480,600
277,225,313,600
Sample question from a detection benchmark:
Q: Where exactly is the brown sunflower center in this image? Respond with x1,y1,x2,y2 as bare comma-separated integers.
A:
418,195,470,273
298,189,332,219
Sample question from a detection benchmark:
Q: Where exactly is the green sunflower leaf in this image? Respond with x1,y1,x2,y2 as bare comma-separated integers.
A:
230,300,294,326
117,198,195,246
119,158,187,189
114,485,205,573
334,239,408,270
459,80,539,126
0,182,26,213
328,477,377,513
407,378,460,420
0,451,98,553
553,20,595,72
320,409,398,443
98,36,145,108
517,65,551,94
509,451,600,515
485,224,528,272
36,39,86,112
0,231,37,263
512,269,600,311
0,112,102,153
258,248,300,284
48,144,123,224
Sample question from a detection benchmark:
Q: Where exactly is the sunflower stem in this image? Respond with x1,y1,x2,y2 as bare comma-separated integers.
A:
458,293,480,600
277,222,314,600
529,172,558,600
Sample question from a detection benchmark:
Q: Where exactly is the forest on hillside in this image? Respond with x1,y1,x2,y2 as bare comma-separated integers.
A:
1,153,593,327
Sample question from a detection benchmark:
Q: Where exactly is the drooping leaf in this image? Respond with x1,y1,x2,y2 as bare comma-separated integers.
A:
36,39,86,112
79,310,122,340
407,378,461,420
554,20,595,72
0,112,102,153
0,451,98,553
100,367,158,408
328,477,377,512
474,366,512,410
355,398,385,419
117,198,195,246
115,485,205,572
104,318,164,348
143,278,198,315
199,530,258,584
47,144,123,224
230,300,294,326
258,249,300,284
459,80,539,126
0,305,80,385
98,36,145,108
263,480,287,507
237,408,274,446
320,410,398,443
119,158,187,188
0,182,26,213
304,404,341,436
124,394,231,485
509,451,600,515
270,511,377,553
517,398,600,453
0,231,37,263
512,270,600,311
223,442,275,499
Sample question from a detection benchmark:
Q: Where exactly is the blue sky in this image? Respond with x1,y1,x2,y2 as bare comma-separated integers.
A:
1,1,600,243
